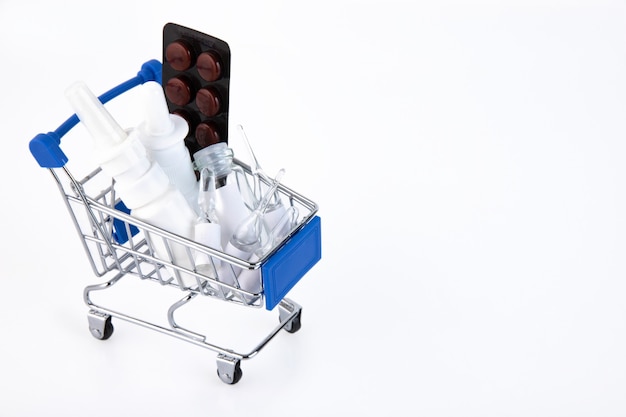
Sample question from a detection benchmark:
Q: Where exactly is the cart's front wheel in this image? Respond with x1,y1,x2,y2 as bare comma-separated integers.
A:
88,311,114,340
217,364,243,385
284,309,302,334
278,300,303,334
216,354,243,385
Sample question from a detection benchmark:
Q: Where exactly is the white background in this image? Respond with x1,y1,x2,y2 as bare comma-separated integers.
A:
2,0,626,415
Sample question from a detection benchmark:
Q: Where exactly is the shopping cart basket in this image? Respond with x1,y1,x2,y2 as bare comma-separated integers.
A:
29,60,322,384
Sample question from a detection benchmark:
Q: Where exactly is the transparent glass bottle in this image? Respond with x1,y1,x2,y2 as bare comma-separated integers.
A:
193,142,257,249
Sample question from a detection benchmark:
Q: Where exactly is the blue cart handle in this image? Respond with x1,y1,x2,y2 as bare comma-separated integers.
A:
29,59,162,168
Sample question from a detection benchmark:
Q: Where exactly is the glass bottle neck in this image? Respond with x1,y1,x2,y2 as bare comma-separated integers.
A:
193,142,233,179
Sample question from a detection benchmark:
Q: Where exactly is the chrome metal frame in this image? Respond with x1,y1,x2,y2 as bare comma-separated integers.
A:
49,154,317,384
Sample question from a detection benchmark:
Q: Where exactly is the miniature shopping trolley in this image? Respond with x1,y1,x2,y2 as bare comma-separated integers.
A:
29,60,322,384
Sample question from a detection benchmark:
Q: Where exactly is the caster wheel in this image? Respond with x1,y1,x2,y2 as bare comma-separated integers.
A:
284,310,302,334
217,362,243,385
100,318,114,340
88,314,114,340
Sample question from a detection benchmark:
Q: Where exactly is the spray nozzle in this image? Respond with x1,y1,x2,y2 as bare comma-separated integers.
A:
65,81,128,147
142,81,174,136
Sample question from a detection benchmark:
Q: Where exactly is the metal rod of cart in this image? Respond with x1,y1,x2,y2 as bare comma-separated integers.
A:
29,60,322,384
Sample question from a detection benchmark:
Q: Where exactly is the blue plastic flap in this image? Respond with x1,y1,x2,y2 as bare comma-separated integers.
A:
262,216,321,310
112,201,139,244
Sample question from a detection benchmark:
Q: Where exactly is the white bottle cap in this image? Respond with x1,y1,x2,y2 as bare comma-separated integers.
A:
237,269,261,293
224,240,253,261
195,222,222,250
216,181,253,248
194,222,223,270
97,131,150,180
114,162,170,209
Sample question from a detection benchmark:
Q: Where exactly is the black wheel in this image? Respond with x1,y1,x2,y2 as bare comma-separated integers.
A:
101,318,114,340
89,316,114,340
217,363,243,385
284,310,302,334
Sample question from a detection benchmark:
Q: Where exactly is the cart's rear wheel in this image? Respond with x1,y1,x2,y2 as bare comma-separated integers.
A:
284,309,302,334
100,318,114,340
217,362,243,385
88,312,114,340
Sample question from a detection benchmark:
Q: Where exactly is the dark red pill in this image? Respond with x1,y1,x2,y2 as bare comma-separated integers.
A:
197,51,222,82
171,109,194,133
165,40,193,71
165,77,192,106
195,122,221,147
172,108,194,126
195,88,220,117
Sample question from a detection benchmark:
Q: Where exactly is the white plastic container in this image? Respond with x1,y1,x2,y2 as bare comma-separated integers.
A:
66,81,198,288
137,81,199,213
194,221,222,274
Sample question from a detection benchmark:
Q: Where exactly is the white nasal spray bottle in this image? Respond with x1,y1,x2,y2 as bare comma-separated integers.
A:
65,81,198,288
137,81,199,213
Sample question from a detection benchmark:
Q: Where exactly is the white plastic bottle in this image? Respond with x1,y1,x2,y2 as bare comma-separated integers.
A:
65,81,198,288
137,81,199,213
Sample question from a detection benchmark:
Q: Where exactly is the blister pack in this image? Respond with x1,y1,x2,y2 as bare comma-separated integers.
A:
162,23,231,156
